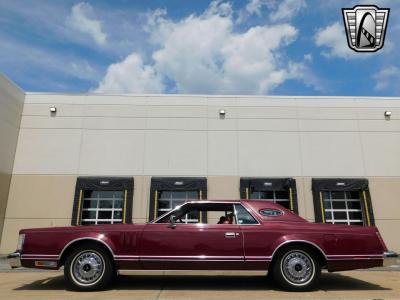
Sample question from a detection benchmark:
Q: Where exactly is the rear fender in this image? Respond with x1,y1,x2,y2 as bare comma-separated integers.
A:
270,235,328,261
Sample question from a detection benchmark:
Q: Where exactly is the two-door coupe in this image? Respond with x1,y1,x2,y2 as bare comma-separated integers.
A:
8,200,393,291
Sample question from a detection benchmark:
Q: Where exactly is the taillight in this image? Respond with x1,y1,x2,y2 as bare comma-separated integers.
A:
376,230,388,252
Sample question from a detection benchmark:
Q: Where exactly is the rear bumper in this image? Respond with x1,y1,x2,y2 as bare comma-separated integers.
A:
383,251,399,267
7,252,21,268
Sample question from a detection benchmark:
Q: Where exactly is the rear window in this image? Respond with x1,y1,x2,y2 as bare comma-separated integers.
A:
259,208,283,217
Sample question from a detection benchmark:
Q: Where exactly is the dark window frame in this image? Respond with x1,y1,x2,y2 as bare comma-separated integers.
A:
312,178,375,226
240,178,299,214
71,177,134,225
148,177,207,222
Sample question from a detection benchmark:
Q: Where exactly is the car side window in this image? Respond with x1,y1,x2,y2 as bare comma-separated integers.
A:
234,204,258,225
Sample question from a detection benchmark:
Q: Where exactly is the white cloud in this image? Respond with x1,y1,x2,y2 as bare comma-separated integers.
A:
246,0,266,16
373,66,400,91
95,53,164,93
66,2,107,46
269,0,306,22
97,1,304,94
304,53,313,62
314,22,360,59
237,0,269,24
237,0,305,25
0,36,100,82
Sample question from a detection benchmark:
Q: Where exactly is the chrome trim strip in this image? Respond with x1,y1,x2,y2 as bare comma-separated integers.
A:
21,254,59,257
59,237,115,260
139,255,243,259
271,240,328,261
329,258,383,260
327,254,383,258
118,270,266,273
21,257,59,260
140,259,243,262
245,260,272,262
114,255,140,259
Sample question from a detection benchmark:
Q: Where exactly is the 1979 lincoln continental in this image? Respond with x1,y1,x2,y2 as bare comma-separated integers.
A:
7,200,395,291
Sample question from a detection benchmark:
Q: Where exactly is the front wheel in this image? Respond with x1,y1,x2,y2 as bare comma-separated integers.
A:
272,246,321,291
64,244,115,291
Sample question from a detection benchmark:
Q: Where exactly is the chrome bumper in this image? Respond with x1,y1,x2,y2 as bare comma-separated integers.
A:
383,251,399,267
7,252,21,268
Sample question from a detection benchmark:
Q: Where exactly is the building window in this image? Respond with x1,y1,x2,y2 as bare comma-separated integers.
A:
72,177,134,225
312,178,375,226
240,178,298,214
149,177,207,222
321,191,364,225
157,190,200,223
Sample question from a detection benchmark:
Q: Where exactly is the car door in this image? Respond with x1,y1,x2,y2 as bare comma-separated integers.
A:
234,203,273,270
139,205,244,270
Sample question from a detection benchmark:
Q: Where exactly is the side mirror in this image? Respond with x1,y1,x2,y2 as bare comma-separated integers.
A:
168,215,177,229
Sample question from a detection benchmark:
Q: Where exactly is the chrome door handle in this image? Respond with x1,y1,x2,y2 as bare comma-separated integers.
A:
225,232,239,238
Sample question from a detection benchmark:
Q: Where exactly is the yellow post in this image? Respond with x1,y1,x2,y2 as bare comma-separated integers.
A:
154,190,158,219
362,190,371,226
123,190,127,224
76,189,83,225
289,187,294,211
319,192,325,223
199,190,203,223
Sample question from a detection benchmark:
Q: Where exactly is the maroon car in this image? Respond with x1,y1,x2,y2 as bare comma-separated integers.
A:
7,200,393,291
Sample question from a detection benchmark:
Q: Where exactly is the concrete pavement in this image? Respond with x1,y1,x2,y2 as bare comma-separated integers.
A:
0,270,399,300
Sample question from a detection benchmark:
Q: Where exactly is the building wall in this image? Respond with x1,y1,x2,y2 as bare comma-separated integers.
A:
0,74,24,246
1,93,400,253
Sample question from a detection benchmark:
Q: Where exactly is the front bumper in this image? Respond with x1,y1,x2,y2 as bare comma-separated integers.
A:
383,251,399,267
7,252,21,268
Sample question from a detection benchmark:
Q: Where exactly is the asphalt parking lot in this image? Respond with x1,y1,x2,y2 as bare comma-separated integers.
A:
0,269,399,300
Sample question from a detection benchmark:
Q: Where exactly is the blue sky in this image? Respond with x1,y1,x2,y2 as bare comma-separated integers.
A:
0,0,399,96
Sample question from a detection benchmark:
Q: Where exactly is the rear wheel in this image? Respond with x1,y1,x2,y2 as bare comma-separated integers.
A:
64,244,115,291
272,246,320,291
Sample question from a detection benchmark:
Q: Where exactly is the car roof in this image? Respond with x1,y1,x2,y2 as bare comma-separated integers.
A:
184,199,282,208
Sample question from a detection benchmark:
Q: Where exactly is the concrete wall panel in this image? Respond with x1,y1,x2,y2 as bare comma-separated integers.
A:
83,117,146,130
0,74,24,245
79,130,145,175
13,129,81,175
207,131,238,175
207,176,239,200
300,132,365,176
368,177,400,220
0,218,71,253
4,175,75,219
361,132,400,176
21,116,83,129
374,220,400,253
297,107,358,120
238,131,302,176
299,119,358,132
144,131,207,176
23,104,84,117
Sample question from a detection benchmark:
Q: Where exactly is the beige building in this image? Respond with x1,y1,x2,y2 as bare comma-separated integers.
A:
0,73,399,254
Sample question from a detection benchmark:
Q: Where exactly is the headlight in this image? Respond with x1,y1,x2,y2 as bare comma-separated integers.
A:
16,234,25,252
